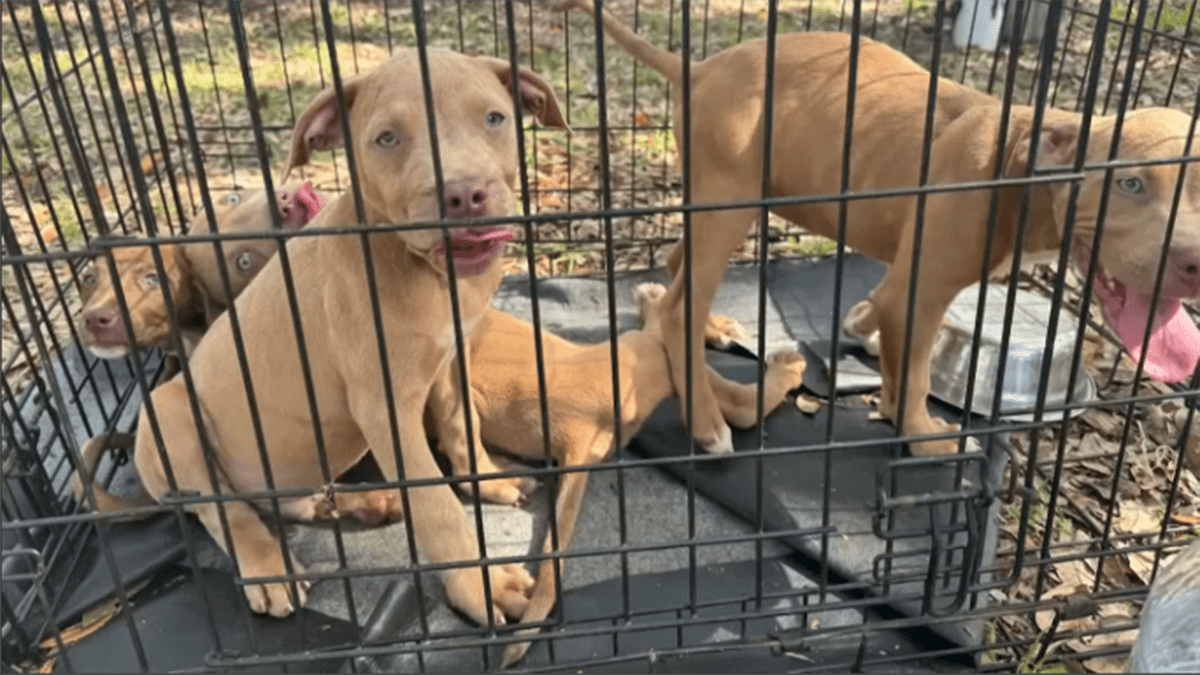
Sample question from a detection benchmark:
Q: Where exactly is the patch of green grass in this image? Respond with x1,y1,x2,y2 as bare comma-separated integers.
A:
787,237,838,258
1114,0,1192,32
49,196,83,246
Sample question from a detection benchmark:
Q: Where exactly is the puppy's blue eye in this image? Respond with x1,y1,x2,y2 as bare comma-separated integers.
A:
486,112,505,128
1116,176,1146,194
142,273,161,289
376,131,398,147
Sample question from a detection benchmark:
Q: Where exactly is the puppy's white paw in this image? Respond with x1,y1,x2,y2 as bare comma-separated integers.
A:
699,422,734,455
862,331,881,357
633,282,668,315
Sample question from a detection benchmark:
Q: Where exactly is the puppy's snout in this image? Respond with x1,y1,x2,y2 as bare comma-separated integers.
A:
83,307,120,331
278,191,292,217
443,180,489,219
1171,249,1200,296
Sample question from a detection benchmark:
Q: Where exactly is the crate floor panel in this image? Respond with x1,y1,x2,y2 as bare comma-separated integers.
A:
12,255,1006,672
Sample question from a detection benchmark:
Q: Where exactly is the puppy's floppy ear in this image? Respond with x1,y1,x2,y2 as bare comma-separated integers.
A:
476,56,571,132
282,74,369,183
193,276,223,328
1004,115,1082,178
164,244,202,321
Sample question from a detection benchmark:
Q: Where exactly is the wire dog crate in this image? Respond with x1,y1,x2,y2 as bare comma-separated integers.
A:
2,0,1198,672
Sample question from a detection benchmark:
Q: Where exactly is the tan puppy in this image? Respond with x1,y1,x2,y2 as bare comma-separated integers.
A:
75,238,205,369
72,183,403,526
71,431,404,526
556,0,1200,457
125,48,568,623
75,183,325,365
432,283,806,667
183,182,327,319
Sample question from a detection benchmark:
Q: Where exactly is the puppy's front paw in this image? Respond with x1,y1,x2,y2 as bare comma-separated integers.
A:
907,417,973,457
337,488,405,525
241,556,309,618
633,282,667,309
473,475,539,507
909,437,970,457
766,348,807,390
697,420,734,455
446,564,535,626
490,563,535,619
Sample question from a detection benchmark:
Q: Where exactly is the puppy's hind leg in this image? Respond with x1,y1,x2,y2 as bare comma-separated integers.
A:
660,194,759,455
659,258,748,351
502,426,611,668
72,432,157,517
430,358,536,506
133,380,308,617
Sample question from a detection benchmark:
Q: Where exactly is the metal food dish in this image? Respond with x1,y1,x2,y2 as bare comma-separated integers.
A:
928,283,1096,422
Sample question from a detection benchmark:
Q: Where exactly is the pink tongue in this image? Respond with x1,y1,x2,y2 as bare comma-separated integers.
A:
459,229,514,245
434,229,514,255
294,181,325,224
1107,288,1200,383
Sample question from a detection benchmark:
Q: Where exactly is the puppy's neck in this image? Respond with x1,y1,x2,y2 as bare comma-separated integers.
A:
1024,184,1067,254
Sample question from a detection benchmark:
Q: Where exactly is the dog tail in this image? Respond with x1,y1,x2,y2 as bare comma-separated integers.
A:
551,0,686,85
72,432,158,518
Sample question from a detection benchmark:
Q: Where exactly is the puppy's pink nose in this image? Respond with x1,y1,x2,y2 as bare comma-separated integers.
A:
277,190,292,218
1173,249,1200,295
443,180,488,219
83,308,119,331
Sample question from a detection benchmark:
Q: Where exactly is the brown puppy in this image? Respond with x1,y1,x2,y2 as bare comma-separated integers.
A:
184,182,327,319
430,282,806,667
75,238,205,371
556,0,1200,456
126,47,568,623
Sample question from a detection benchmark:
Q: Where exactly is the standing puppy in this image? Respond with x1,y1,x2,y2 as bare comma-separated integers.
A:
555,0,1200,457
127,48,568,623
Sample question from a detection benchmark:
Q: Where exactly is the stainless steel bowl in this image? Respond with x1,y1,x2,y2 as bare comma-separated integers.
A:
928,283,1096,421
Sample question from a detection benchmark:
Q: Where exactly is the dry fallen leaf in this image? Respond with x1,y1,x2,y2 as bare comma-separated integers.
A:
1115,497,1161,535
1169,512,1200,526
39,577,152,654
1079,407,1124,438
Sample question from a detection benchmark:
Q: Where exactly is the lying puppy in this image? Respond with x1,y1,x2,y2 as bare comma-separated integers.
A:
557,0,1200,457
427,283,806,667
126,47,568,623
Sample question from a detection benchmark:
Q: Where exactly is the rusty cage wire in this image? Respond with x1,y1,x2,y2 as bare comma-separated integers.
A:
2,0,1198,673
